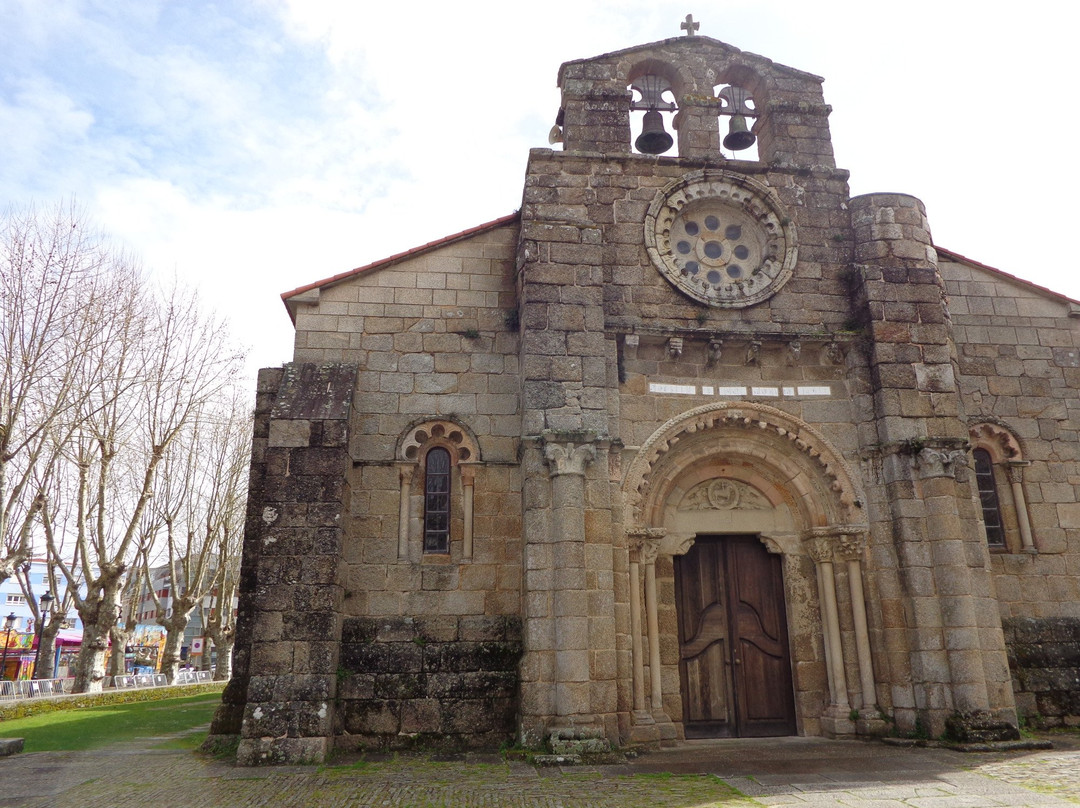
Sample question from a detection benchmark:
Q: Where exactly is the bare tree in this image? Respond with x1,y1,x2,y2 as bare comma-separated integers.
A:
3,203,245,693
107,573,143,679
0,202,121,583
141,391,251,683
13,548,77,681
198,399,249,681
55,285,243,692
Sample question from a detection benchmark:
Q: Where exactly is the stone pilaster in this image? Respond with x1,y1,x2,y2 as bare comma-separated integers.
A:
235,363,356,765
851,194,1018,740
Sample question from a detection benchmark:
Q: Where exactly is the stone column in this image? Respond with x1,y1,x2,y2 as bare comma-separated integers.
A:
461,464,476,560
1006,462,1035,553
641,540,664,717
543,439,597,724
626,528,663,744
397,465,413,561
807,539,849,714
836,533,879,714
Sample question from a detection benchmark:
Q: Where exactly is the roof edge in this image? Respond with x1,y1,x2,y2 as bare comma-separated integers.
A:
281,212,521,323
936,246,1080,307
557,35,825,86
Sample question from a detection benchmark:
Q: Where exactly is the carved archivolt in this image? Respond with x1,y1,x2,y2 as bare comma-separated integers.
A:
969,421,1022,463
398,419,480,464
624,401,862,525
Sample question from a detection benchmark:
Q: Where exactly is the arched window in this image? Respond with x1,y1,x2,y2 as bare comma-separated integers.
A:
968,422,1034,553
424,447,452,554
972,448,1005,549
396,420,481,560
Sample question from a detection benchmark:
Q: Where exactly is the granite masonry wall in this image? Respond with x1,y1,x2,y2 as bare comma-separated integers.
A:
1004,617,1080,726
337,615,523,751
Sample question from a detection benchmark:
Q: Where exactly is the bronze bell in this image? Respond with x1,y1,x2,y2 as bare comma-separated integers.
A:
723,114,756,151
635,110,673,154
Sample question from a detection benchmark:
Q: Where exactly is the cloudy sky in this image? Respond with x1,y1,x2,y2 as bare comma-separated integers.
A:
2,1,1077,377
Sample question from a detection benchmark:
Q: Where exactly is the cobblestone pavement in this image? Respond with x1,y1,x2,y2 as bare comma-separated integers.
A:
2,732,1080,808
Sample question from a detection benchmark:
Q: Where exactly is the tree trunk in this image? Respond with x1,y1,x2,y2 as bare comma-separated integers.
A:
71,581,122,693
107,624,132,678
159,612,191,684
211,634,234,681
34,619,63,679
71,616,111,693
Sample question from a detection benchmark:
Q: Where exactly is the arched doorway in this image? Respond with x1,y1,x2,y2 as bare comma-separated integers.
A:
623,402,867,739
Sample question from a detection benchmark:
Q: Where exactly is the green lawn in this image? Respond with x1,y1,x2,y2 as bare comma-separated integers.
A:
0,693,220,752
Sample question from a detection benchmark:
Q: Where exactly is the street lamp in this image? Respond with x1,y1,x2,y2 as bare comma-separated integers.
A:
0,612,17,681
31,592,54,680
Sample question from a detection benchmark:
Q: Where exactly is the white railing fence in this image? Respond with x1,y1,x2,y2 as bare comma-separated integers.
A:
1,670,216,701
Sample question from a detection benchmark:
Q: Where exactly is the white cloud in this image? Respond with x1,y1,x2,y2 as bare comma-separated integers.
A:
2,0,1079,380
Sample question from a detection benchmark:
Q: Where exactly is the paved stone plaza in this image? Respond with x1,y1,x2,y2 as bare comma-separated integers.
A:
3,734,1080,807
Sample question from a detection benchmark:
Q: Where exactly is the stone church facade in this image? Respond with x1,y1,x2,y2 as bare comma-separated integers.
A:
209,30,1080,764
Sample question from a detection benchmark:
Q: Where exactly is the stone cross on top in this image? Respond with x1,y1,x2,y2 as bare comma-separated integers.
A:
681,14,700,36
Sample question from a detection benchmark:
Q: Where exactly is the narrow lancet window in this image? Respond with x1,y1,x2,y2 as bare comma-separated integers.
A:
424,447,452,553
973,448,1005,548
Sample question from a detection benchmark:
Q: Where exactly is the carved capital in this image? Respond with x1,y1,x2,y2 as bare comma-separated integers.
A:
801,525,870,564
916,447,968,480
399,465,415,484
806,539,834,565
1005,460,1030,485
835,533,867,561
544,442,597,477
459,463,477,485
627,526,666,565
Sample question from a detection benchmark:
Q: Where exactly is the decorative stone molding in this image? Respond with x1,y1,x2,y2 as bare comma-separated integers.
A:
644,170,798,308
544,441,597,477
398,419,480,464
707,338,723,368
667,336,683,358
627,526,668,541
679,478,770,511
788,339,801,366
969,421,1022,462
624,401,863,525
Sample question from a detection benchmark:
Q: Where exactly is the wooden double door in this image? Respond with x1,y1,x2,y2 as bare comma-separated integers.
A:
674,535,797,738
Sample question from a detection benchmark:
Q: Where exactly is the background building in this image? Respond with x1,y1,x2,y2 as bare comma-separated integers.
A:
0,558,83,680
